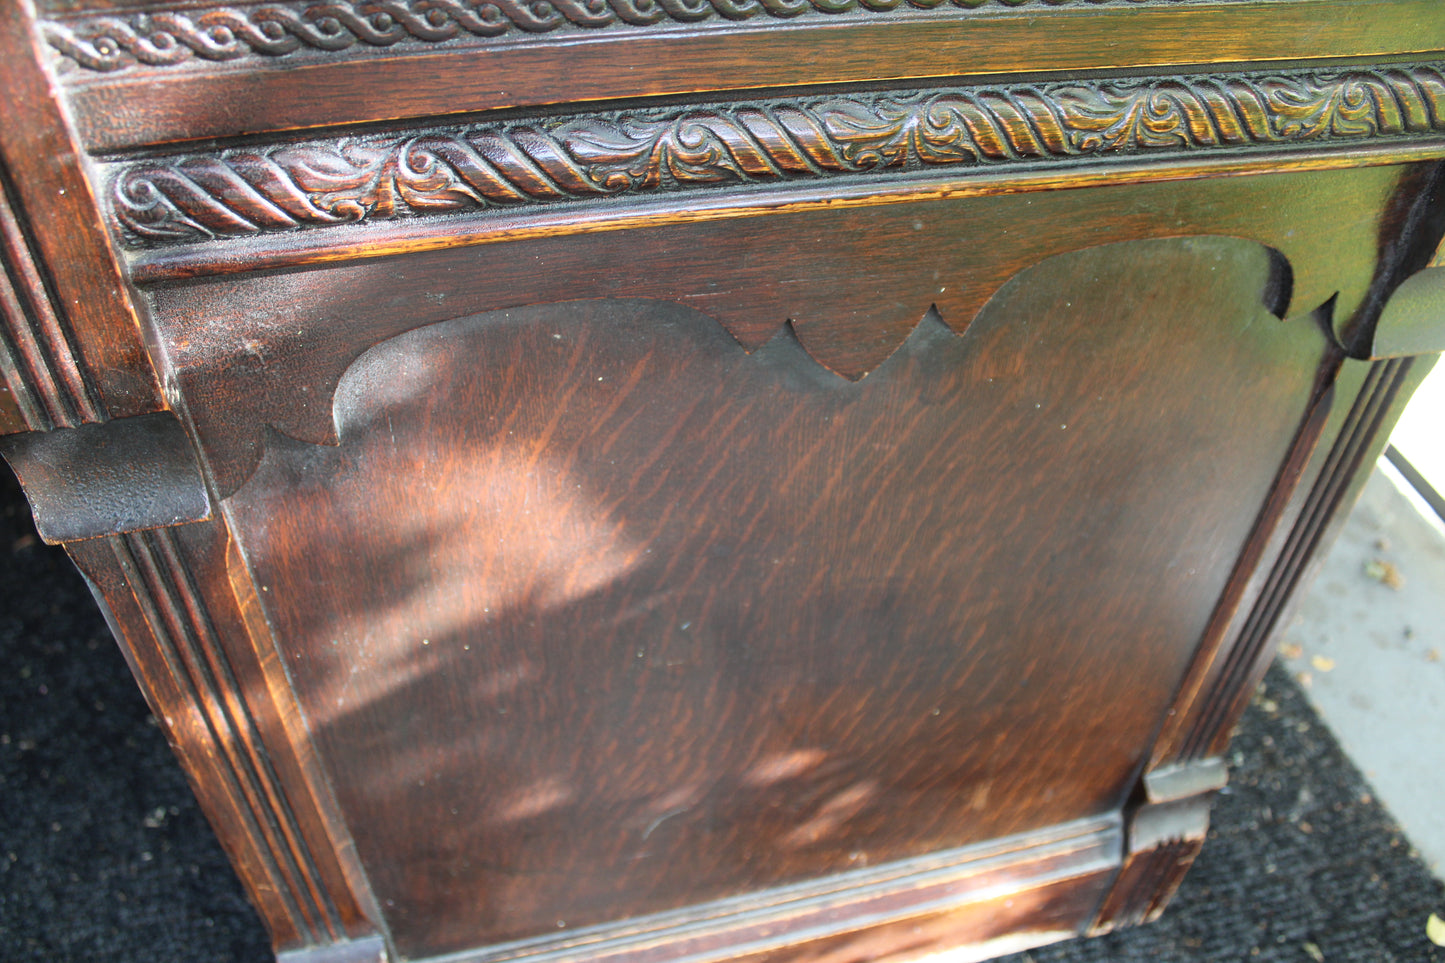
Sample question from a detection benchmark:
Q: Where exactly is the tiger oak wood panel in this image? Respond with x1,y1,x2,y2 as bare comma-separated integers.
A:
144,164,1418,501
205,236,1326,957
8,1,1445,960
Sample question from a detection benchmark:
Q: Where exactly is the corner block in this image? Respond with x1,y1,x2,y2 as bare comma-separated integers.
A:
0,410,211,543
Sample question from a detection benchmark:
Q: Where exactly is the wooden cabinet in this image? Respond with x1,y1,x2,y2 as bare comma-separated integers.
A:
4,3,1445,962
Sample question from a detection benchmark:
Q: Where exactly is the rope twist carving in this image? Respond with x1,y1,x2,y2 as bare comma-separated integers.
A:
109,67,1445,245
49,0,1158,70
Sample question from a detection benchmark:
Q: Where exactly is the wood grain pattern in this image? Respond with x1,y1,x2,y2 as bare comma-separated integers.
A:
0,2,162,423
1091,836,1203,931
436,821,1120,963
215,237,1329,957
144,166,1410,497
12,1,1445,958
120,527,349,944
1090,775,1215,932
106,63,1445,247
0,157,102,431
65,520,384,956
1132,159,1442,787
1152,355,1422,767
63,0,1445,152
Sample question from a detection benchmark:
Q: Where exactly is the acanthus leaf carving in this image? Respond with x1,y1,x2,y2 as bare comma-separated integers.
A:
106,65,1445,248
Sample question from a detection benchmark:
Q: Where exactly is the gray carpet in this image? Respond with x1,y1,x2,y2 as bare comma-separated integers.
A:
2,466,1441,962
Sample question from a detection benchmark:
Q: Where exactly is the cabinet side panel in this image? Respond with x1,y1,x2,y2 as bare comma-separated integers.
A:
217,234,1330,958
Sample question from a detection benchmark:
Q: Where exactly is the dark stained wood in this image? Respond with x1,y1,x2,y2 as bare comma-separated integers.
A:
0,155,99,433
7,2,1445,961
1151,352,1435,768
1,164,71,434
215,237,1322,957
54,0,1445,152
105,61,1445,290
65,517,385,956
0,3,162,422
128,147,1445,287
146,166,1415,499
728,872,1113,963
97,66,1445,254
427,816,1120,963
1090,794,1213,933
0,364,26,434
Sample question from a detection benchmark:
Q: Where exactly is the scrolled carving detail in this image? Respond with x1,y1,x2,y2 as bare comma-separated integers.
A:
107,66,1445,246
46,0,1155,71
1058,71,1445,150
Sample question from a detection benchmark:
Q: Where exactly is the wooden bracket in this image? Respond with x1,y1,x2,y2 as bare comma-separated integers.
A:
1089,758,1224,933
0,411,211,543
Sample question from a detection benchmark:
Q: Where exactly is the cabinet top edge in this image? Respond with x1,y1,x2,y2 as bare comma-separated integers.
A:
48,0,1445,153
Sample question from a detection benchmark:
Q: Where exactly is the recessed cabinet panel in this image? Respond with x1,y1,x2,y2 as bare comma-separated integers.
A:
223,237,1321,957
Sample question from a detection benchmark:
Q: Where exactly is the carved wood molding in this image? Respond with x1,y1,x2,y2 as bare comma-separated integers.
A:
1174,356,1415,762
46,0,1167,72
0,162,102,430
410,815,1118,963
1091,794,1212,931
108,64,1445,249
101,526,355,946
